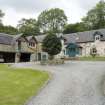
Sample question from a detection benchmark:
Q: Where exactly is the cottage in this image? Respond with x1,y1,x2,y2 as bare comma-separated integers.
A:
1,28,105,63
0,33,37,63
64,29,105,57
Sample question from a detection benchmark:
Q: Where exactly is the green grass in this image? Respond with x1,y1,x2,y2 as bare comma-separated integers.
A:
0,64,49,105
79,56,105,61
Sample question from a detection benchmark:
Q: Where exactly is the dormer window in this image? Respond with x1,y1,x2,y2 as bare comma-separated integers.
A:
94,31,103,41
95,35,100,41
27,36,37,48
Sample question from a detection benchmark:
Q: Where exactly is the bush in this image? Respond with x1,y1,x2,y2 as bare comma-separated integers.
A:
42,32,62,60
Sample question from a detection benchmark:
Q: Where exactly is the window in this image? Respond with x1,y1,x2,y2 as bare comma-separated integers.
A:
90,47,97,54
29,42,35,47
93,48,97,53
95,35,100,41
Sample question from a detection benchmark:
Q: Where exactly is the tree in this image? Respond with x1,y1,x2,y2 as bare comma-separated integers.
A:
17,18,40,36
0,10,4,25
82,0,105,30
0,25,18,35
38,8,67,33
63,22,87,34
42,32,62,59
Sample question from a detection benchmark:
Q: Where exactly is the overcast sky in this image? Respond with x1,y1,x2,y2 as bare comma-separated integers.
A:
0,0,101,27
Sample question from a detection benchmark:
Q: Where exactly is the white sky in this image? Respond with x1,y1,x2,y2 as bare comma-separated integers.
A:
0,0,101,27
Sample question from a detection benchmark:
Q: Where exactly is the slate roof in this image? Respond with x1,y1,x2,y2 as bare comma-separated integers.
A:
27,36,38,43
35,35,46,43
35,33,63,43
64,28,105,44
26,36,33,41
13,34,23,41
0,28,105,45
0,33,26,45
0,33,13,45
35,29,105,43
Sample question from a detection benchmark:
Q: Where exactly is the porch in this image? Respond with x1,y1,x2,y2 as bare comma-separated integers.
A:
66,43,82,57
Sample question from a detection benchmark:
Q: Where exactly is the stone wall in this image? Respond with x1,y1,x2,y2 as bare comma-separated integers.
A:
37,43,42,53
0,44,14,52
79,41,105,56
14,42,36,53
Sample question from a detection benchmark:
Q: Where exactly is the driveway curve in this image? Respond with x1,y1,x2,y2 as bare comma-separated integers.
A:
13,61,105,105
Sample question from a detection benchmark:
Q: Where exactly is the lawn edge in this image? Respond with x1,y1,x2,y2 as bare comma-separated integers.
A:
24,71,52,105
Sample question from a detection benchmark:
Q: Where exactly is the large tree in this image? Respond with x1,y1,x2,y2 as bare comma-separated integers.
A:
42,32,62,59
38,8,67,33
17,18,40,36
82,0,105,30
0,25,18,35
0,10,4,25
63,22,87,34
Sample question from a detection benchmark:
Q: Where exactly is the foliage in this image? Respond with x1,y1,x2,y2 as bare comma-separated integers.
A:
0,10,18,35
0,10,4,25
38,8,67,33
63,22,87,34
0,25,18,35
79,56,105,61
82,0,105,30
0,64,49,105
17,18,40,36
42,32,62,59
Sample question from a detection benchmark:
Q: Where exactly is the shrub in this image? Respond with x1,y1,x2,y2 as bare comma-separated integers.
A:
42,32,62,59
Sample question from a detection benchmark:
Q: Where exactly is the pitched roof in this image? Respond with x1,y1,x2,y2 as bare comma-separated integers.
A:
0,28,105,45
35,35,46,43
26,36,37,43
13,34,23,41
35,33,63,43
64,28,105,43
0,33,27,45
0,33,13,45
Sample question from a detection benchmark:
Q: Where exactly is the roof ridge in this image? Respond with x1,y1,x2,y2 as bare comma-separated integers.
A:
64,28,105,36
0,33,14,37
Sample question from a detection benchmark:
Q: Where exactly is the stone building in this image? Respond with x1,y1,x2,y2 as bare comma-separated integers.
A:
1,28,105,63
64,29,105,57
0,33,37,63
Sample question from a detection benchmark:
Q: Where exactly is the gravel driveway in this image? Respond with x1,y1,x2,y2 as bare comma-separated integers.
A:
13,61,105,105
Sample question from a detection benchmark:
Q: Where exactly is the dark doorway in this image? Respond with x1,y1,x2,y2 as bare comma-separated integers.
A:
0,52,15,63
20,53,31,62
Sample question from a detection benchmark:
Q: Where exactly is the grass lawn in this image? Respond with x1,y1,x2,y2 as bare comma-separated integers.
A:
0,64,49,105
79,56,105,61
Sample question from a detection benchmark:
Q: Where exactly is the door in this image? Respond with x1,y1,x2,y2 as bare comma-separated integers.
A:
69,48,76,57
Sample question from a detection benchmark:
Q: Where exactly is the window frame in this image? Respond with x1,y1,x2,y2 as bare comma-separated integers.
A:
95,35,100,41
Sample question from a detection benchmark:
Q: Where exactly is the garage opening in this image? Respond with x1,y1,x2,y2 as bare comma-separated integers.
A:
0,52,15,63
20,53,31,62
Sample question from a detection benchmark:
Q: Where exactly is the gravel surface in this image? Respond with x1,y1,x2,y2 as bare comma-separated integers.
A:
13,61,105,105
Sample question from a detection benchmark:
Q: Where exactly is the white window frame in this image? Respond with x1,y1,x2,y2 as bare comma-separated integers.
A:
95,35,100,41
